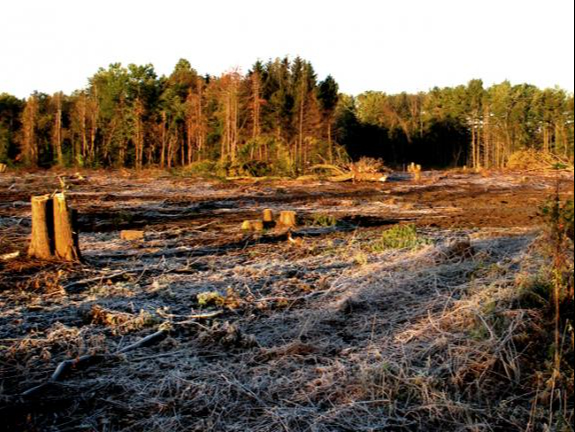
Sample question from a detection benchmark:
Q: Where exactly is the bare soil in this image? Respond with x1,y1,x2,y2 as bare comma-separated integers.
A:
0,170,573,431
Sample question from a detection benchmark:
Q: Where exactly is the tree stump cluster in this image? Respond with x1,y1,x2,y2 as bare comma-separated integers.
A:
29,193,81,262
242,209,298,232
408,162,422,182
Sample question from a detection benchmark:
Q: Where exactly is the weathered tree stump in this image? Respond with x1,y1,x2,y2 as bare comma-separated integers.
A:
28,195,55,260
278,211,297,229
408,162,422,182
53,193,81,262
251,220,265,232
241,220,265,232
262,209,274,223
262,209,275,228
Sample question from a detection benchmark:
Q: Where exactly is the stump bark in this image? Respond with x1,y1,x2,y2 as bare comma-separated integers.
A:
29,194,81,262
251,220,265,232
53,193,81,261
28,195,55,260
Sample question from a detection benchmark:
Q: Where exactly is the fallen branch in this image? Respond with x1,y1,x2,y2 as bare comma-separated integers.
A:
18,318,208,399
63,270,136,291
116,328,169,354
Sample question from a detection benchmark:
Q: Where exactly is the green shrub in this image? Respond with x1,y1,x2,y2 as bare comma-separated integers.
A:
371,224,430,252
542,197,574,242
310,213,338,227
178,161,218,177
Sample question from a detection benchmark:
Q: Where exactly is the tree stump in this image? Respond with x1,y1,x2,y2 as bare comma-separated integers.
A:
241,220,265,232
262,209,274,223
28,195,55,260
251,220,265,232
262,209,275,228
53,193,81,262
278,211,297,229
0,163,6,174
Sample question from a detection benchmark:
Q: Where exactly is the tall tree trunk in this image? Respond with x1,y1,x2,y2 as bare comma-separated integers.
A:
160,112,167,169
252,72,261,142
471,123,477,168
483,105,491,168
327,120,333,164
53,93,64,166
22,95,39,166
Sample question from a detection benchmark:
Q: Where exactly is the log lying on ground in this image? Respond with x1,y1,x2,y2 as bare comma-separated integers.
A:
28,194,81,262
353,172,389,182
20,327,169,398
121,230,145,241
310,164,388,183
19,310,224,399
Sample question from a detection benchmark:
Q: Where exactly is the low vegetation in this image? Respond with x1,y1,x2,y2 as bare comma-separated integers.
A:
0,166,573,431
371,224,431,252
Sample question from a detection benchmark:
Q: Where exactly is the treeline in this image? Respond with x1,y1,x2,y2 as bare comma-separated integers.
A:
0,58,339,176
0,58,573,174
339,80,574,168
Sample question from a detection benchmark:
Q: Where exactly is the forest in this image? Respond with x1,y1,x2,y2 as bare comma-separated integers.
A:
0,57,573,174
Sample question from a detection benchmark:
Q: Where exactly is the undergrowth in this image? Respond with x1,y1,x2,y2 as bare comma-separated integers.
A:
371,224,430,252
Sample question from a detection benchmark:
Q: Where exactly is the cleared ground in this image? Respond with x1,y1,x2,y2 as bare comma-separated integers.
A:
0,170,573,431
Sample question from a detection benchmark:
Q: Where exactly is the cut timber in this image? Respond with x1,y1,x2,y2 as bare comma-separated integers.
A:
121,230,145,241
1,251,20,261
28,195,55,260
278,211,297,229
0,163,6,173
354,172,388,182
328,174,354,182
328,173,388,183
53,193,81,262
241,220,253,231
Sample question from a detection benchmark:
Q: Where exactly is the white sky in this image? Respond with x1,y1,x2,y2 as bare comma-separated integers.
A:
1,0,574,98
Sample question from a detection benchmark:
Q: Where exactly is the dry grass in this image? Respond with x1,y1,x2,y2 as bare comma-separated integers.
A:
0,171,573,431
507,150,574,172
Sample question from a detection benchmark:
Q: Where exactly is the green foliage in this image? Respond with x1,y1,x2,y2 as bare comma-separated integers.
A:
1,57,573,172
310,213,338,227
179,161,219,177
197,291,225,308
541,196,575,242
371,224,430,252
